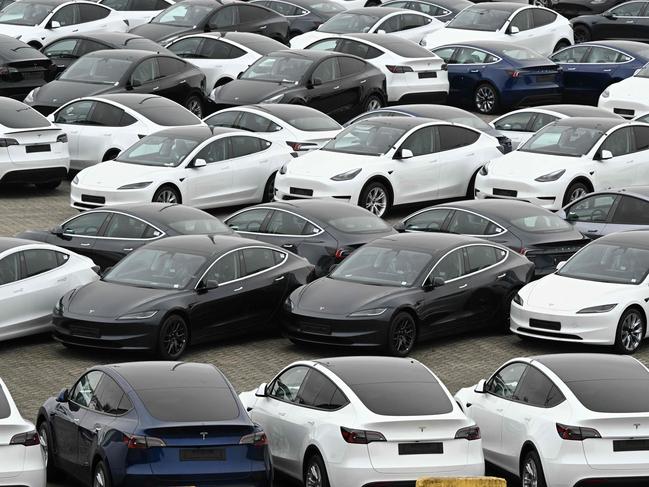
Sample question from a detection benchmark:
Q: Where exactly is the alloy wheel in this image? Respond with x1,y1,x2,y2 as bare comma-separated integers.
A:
569,187,587,202
38,426,48,467
475,87,496,113
365,187,387,216
94,467,106,487
155,189,178,204
621,311,643,351
306,462,322,487
366,97,382,111
533,0,550,7
522,458,538,487
392,316,416,355
163,319,187,357
186,98,202,117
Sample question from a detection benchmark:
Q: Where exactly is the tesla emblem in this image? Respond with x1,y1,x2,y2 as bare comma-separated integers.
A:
319,306,325,311
52,98,57,103
200,432,208,440
89,309,95,314
234,96,239,101
635,424,641,430
418,426,426,432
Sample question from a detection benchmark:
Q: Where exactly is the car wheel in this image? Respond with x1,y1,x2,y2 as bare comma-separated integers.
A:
362,93,384,112
521,450,547,487
262,172,276,203
474,83,499,115
304,453,330,487
497,289,518,332
38,421,63,480
157,314,189,360
184,94,203,118
359,181,390,217
35,180,61,191
553,40,571,52
573,25,591,44
614,308,645,354
152,185,181,204
562,181,589,206
386,311,417,357
93,460,112,487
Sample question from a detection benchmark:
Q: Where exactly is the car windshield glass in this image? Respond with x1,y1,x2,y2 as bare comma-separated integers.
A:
136,387,240,421
135,106,201,126
310,1,344,15
323,122,406,156
0,103,50,129
0,1,54,25
152,3,212,26
509,212,572,233
502,46,547,61
558,242,649,285
330,245,431,286
518,124,602,157
567,379,649,413
446,6,510,31
272,109,341,131
351,380,453,415
60,56,132,84
447,114,491,131
103,248,206,289
635,65,649,78
319,12,380,33
326,215,392,233
166,218,230,234
241,55,313,83
115,134,201,167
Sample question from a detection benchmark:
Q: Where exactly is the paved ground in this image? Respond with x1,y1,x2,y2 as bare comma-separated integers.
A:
2,181,646,487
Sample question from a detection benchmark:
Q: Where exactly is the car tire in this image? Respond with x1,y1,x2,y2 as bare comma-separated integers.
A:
562,181,589,206
362,93,384,112
152,185,181,204
35,180,61,191
614,307,645,354
38,421,63,481
157,314,189,360
262,172,276,203
184,94,203,118
573,24,591,44
359,180,391,217
474,83,499,115
553,40,571,52
93,460,112,487
386,311,417,357
521,450,547,487
304,453,330,487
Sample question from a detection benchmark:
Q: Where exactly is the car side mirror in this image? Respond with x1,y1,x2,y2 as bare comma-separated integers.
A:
255,382,268,397
197,279,218,292
129,79,141,89
50,20,61,29
474,379,486,394
328,263,338,274
423,276,445,290
393,221,406,232
599,149,613,161
508,25,519,35
101,266,113,278
604,12,617,19
193,158,207,168
310,78,322,87
396,148,413,160
565,211,579,221
51,225,64,236
556,260,567,271
237,71,243,79
376,29,386,34
56,388,69,403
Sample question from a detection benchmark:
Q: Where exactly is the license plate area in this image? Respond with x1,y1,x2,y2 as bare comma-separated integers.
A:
180,447,226,461
418,71,437,79
614,440,649,452
290,187,313,197
70,325,100,338
301,323,331,334
26,144,50,153
398,442,443,455
493,188,517,197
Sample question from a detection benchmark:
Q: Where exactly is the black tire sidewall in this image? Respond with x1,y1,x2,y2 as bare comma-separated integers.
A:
359,181,390,217
574,25,590,43
562,182,588,206
262,172,276,203
386,311,417,357
475,83,499,115
153,185,180,204
94,461,111,487
184,95,203,118
39,421,61,478
304,454,330,487
522,450,547,487
615,308,645,354
157,314,189,360
363,94,384,112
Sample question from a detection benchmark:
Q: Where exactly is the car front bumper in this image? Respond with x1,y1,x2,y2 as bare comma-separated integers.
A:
475,178,566,211
70,183,156,210
274,173,360,204
598,97,649,119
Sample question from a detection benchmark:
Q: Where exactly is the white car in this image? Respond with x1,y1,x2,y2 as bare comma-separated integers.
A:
240,357,484,487
71,126,294,210
167,32,287,92
511,231,649,353
456,354,649,487
275,116,503,216
0,0,128,49
0,97,69,190
49,94,204,171
0,377,45,487
599,63,649,119
290,7,443,48
98,0,174,27
490,104,623,149
0,238,99,342
476,117,649,211
303,33,448,103
420,3,573,57
203,104,342,154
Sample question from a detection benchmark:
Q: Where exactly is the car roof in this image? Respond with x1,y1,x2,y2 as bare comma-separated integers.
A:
385,104,476,119
347,6,403,16
371,232,484,253
533,354,648,382
316,356,436,384
342,32,428,50
0,237,40,253
434,199,551,221
552,116,627,130
95,94,180,110
150,125,232,140
19,0,69,5
96,203,217,222
144,234,269,257
181,0,229,5
247,103,335,121
581,40,649,57
467,2,523,12
443,40,541,56
595,229,649,249
254,198,380,221
84,49,160,60
105,361,230,390
357,115,440,130
62,31,152,45
268,49,345,60
535,104,623,118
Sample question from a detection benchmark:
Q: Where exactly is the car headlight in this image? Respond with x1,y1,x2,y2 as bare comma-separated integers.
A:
348,308,387,317
331,168,361,181
117,310,158,320
535,169,565,182
279,163,288,175
601,89,609,98
210,86,223,101
72,175,79,185
577,304,617,314
479,162,491,176
24,87,39,104
513,293,523,306
261,93,284,104
118,181,152,190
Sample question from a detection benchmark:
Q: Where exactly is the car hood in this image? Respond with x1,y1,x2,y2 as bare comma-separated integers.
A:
213,79,295,104
294,277,404,315
67,280,178,318
487,152,583,179
421,27,498,48
0,24,38,38
286,149,379,177
78,160,172,188
33,80,117,106
520,273,634,312
606,76,648,99
129,23,195,42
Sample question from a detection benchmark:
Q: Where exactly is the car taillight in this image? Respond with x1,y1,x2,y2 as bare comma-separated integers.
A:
240,431,268,446
340,426,386,444
455,425,481,441
286,141,318,152
10,430,40,447
385,65,414,73
519,248,528,256
556,423,601,441
0,138,18,147
507,70,521,78
123,434,166,448
334,247,353,261
56,133,68,143
441,63,447,71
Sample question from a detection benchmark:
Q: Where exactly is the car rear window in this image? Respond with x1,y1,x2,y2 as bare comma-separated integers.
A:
0,387,10,419
351,381,453,416
0,103,50,129
326,215,391,233
379,40,435,58
136,387,240,421
134,106,202,126
567,380,649,413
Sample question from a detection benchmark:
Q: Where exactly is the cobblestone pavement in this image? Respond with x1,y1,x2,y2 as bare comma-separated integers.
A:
2,180,645,487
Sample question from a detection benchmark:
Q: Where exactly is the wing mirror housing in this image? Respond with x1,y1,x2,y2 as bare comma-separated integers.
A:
396,148,413,160
376,29,386,34
192,158,207,168
599,149,613,161
51,225,64,236
508,25,520,35
556,260,567,271
604,12,617,19
565,211,579,222
474,379,486,394
56,388,69,403
423,276,445,290
255,382,268,397
197,279,218,292
393,221,406,233
50,20,61,29
309,77,322,88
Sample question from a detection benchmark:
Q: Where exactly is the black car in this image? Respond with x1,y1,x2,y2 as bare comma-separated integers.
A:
24,49,206,117
394,199,589,277
0,34,54,100
283,232,534,356
130,0,290,46
16,203,232,270
553,0,629,19
571,0,649,42
53,234,315,358
380,0,472,22
210,50,386,123
345,103,512,153
41,32,169,76
251,0,344,38
225,199,396,276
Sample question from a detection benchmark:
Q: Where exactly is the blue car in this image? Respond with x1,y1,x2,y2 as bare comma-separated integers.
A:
37,362,272,487
431,41,562,114
550,40,649,105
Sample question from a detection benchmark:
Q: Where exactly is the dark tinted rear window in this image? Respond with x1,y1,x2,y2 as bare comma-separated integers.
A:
137,387,240,421
567,380,649,413
265,105,341,131
378,40,434,58
0,387,10,419
326,215,391,233
0,103,50,129
352,381,453,416
134,106,201,126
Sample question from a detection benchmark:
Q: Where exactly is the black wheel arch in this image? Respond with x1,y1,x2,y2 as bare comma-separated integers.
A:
302,444,324,478
360,176,394,206
520,440,542,472
154,183,183,204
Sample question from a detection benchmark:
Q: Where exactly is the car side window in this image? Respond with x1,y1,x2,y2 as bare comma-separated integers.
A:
267,1,299,15
230,136,270,157
238,4,269,22
431,248,466,281
297,370,348,410
634,125,649,151
448,211,503,236
54,100,95,125
209,6,238,29
486,362,527,400
130,58,159,86
104,213,161,239
565,194,617,222
339,56,367,76
196,138,230,164
308,38,340,51
242,248,285,275
87,102,125,127
513,366,563,408
95,376,131,415
204,111,241,128
401,13,428,28
378,14,401,32
611,1,644,15
268,366,309,403
168,37,203,58
338,39,381,59
531,8,555,27
77,39,109,57
63,212,110,236
43,38,79,57
403,208,451,232
400,126,436,156
70,371,104,409
265,210,309,235
79,3,110,22
158,57,186,77
600,127,635,157
101,0,129,10
311,58,340,84
585,46,625,64
465,245,507,274
454,47,494,64
51,4,80,26
432,47,456,63
408,1,438,16
226,209,272,232
437,126,479,151
23,249,68,278
493,112,535,132
0,253,21,286
201,39,245,59
237,112,282,132
612,196,649,225
509,9,533,31
530,113,559,132
204,251,242,285
550,46,589,63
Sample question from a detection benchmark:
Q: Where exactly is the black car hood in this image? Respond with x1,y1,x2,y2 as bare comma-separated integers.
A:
129,23,197,42
295,277,405,315
68,280,178,318
34,81,117,107
214,79,294,104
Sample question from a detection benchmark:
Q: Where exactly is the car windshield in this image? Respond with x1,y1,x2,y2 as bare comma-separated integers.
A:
134,106,201,126
152,3,212,26
103,248,206,289
558,242,649,285
518,124,602,157
322,122,406,156
326,215,392,233
330,245,431,286
501,46,547,61
319,12,380,33
115,134,201,167
60,56,132,84
635,64,649,78
271,108,341,131
447,6,510,31
447,114,491,131
166,217,231,234
0,1,53,25
509,211,573,233
310,1,344,15
241,55,313,83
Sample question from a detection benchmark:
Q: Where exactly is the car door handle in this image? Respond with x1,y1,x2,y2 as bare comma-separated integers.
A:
603,68,612,72
466,152,475,157
57,277,67,283
360,79,366,83
469,69,479,73
278,412,286,417
497,273,506,279
220,165,231,170
259,24,267,30
13,288,23,294
567,67,577,71
524,417,531,422
333,85,340,90
458,283,468,289
307,420,315,426
588,229,599,233
123,248,133,252
73,418,80,423
153,86,159,91
275,276,285,281
496,408,504,413
80,242,90,247
234,286,243,292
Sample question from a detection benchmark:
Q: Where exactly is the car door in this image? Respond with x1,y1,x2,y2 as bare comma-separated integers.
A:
154,56,192,103
447,47,498,104
48,4,81,36
236,4,276,35
607,194,649,233
0,251,30,335
401,207,453,233
227,135,274,204
550,45,591,100
491,111,541,149
392,125,440,204
75,101,127,167
261,210,326,263
52,99,96,166
55,211,112,259
306,58,348,118
337,56,371,119
562,192,619,238
594,126,639,190
394,13,434,42
184,137,234,207
581,47,631,102
207,5,239,32
463,244,510,323
226,208,274,234
199,38,248,90
128,57,161,95
529,8,559,50
631,124,649,183
78,3,113,31
506,9,537,52
598,1,646,39
446,210,509,244
635,2,649,41
434,125,483,199
41,37,82,75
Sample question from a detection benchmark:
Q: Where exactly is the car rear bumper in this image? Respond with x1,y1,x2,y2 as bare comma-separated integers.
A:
274,174,359,204
0,160,68,185
329,462,484,487
0,444,46,487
